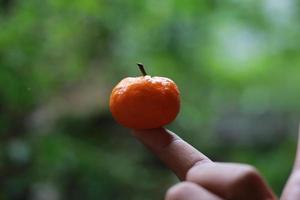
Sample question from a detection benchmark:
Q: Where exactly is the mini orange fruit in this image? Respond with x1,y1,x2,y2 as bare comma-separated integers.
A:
109,64,180,130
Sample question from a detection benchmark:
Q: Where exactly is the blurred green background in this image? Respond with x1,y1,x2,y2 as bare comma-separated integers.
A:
1,0,300,199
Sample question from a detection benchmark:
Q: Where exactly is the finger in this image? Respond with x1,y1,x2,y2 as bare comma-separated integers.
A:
186,163,277,200
165,182,223,200
132,128,211,180
293,123,300,170
281,172,300,200
281,124,300,200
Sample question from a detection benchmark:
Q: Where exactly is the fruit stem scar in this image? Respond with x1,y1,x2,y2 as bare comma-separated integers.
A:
137,63,147,76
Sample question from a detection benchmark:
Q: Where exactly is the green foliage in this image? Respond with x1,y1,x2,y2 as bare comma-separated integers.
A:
1,0,300,199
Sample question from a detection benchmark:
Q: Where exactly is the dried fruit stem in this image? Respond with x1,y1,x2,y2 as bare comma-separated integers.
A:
137,63,147,76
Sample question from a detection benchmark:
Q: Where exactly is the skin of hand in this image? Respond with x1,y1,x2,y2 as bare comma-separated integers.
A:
132,127,300,200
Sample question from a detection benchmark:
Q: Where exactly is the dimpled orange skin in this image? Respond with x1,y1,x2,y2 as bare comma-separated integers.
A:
109,75,180,130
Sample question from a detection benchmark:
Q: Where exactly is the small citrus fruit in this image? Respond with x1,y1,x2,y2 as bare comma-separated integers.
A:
109,64,180,129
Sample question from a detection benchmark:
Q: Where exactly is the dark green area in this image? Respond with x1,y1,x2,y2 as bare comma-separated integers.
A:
1,0,300,199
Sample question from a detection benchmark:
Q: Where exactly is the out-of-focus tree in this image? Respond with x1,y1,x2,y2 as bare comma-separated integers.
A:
0,0,300,199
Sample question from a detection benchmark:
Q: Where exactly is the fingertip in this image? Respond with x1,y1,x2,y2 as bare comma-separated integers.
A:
131,128,177,153
132,127,165,136
131,127,211,180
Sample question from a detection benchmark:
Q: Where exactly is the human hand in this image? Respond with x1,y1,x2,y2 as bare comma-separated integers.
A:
132,128,300,200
